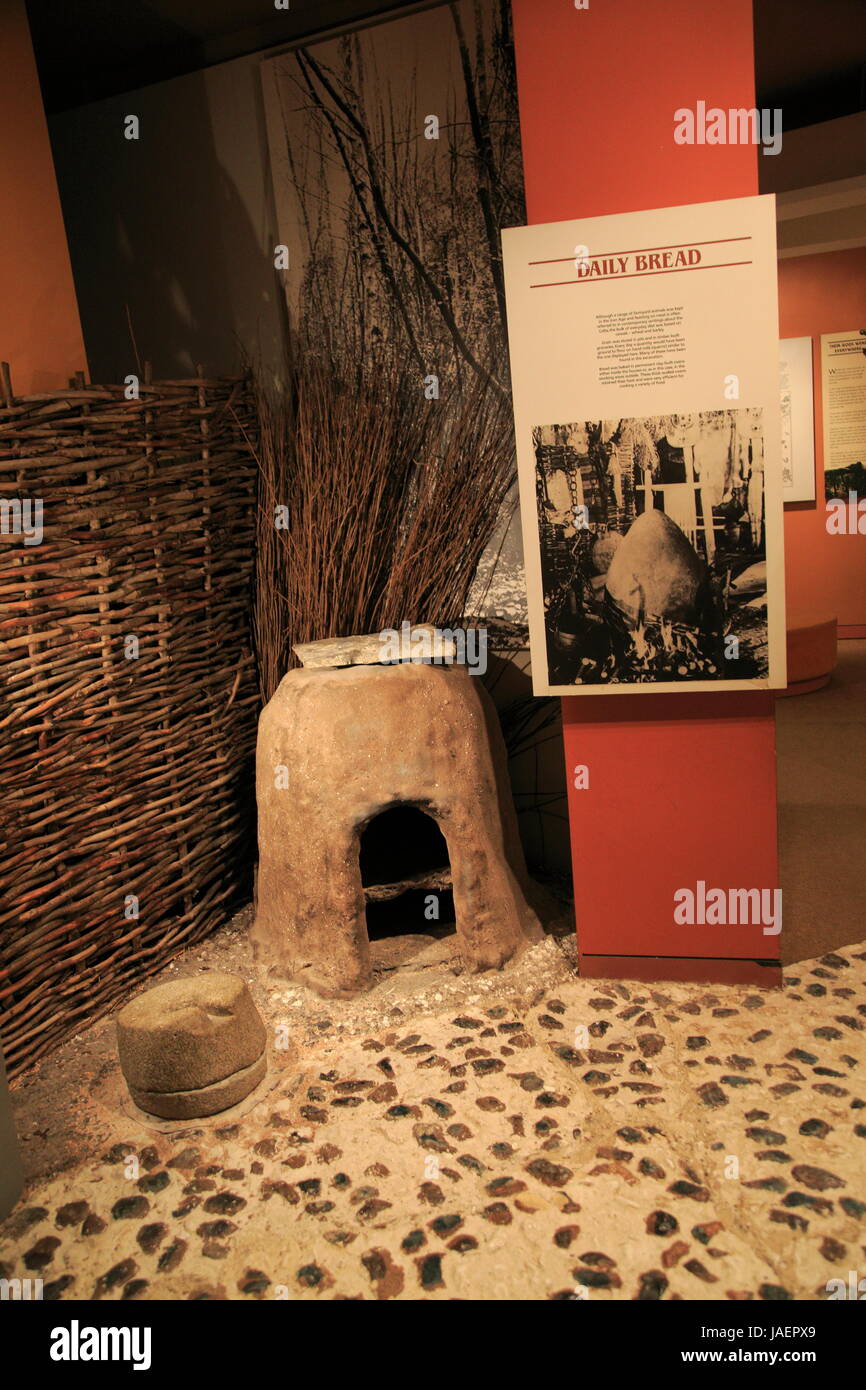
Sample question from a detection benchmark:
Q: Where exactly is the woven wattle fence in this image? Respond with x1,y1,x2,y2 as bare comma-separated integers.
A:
0,369,260,1078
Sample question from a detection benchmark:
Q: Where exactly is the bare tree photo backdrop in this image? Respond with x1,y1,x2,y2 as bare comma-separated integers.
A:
263,0,523,393
259,0,529,640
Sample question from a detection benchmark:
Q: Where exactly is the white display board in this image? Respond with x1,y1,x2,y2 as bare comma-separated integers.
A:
822,330,866,502
779,337,816,504
502,193,787,696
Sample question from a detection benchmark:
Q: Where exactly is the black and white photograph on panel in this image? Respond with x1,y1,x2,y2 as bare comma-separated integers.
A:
534,408,769,688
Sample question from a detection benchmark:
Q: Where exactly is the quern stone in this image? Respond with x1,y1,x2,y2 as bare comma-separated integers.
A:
116,973,267,1119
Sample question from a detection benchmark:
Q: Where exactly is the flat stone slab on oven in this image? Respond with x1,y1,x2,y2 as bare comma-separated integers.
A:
116,972,267,1120
292,625,457,669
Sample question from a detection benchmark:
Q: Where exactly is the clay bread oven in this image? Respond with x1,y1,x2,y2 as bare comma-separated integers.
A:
251,632,542,997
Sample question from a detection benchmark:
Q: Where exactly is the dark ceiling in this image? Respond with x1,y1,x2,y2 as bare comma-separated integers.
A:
754,0,866,126
24,0,441,112
24,0,866,124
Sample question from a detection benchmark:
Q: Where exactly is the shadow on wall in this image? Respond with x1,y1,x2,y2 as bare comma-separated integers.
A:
49,58,285,381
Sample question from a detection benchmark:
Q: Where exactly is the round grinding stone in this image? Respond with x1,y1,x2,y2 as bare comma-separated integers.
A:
116,972,267,1119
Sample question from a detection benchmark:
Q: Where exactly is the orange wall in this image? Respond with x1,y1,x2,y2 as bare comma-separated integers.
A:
514,0,758,223
0,0,86,394
779,247,866,632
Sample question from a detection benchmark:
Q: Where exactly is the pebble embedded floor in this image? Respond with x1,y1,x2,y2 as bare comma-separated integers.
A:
2,930,865,1302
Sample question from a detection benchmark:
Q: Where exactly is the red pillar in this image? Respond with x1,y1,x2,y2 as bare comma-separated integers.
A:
511,0,782,985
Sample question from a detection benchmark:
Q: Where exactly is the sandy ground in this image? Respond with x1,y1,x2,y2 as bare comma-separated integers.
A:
2,900,864,1302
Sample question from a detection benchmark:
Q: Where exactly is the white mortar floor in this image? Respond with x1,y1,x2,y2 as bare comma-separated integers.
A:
2,920,864,1302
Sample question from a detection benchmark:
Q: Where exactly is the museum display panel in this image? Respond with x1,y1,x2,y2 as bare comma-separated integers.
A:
503,194,787,695
779,336,816,503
